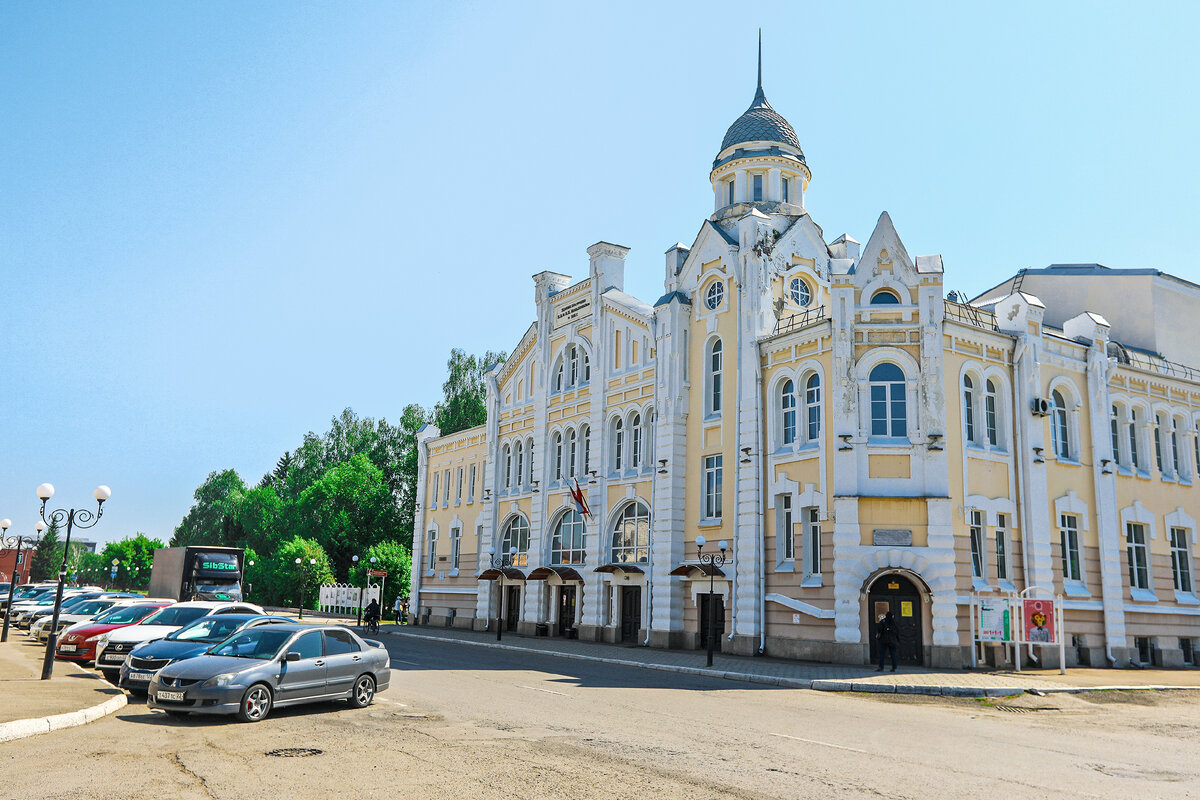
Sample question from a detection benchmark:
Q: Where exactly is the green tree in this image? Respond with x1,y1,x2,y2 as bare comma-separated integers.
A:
233,485,286,556
99,533,164,591
295,454,401,579
29,521,63,582
432,348,506,436
268,536,334,609
171,469,247,547
348,540,412,616
395,403,428,550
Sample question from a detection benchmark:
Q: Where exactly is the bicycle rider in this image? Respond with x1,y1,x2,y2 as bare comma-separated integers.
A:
364,597,381,632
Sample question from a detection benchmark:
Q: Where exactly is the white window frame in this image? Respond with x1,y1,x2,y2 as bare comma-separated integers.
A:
455,468,463,504
468,464,476,503
611,502,651,564
777,494,794,563
804,506,821,578
970,510,986,582
501,515,530,567
450,526,461,570
1059,513,1082,583
805,372,821,442
426,530,438,573
706,338,723,417
1126,522,1150,591
995,513,1009,582
780,379,796,446
705,281,724,311
868,363,907,439
550,510,586,566
787,276,811,307
702,455,723,520
1170,527,1193,595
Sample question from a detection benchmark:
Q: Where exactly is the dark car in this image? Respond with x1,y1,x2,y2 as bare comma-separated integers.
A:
147,624,390,722
119,614,295,692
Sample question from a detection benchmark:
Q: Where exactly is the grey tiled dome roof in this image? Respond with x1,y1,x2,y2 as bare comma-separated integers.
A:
719,85,803,156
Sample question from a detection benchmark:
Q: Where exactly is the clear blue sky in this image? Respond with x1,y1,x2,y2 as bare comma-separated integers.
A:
2,2,1197,545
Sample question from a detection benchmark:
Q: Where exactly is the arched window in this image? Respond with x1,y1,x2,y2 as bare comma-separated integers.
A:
552,432,563,481
553,360,564,393
565,428,577,480
1110,405,1121,462
514,441,524,489
612,418,624,471
526,437,535,484
869,363,907,438
500,515,530,566
502,444,512,489
581,350,590,383
985,379,999,447
611,502,651,564
788,277,811,307
1051,390,1070,460
1129,409,1141,470
550,510,586,565
805,373,821,441
630,413,643,468
870,289,900,305
780,379,796,445
567,345,579,386
963,376,976,443
1170,417,1182,476
707,338,723,415
580,425,591,475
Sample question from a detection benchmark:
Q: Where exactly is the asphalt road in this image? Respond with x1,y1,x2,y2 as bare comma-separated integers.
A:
2,634,1198,799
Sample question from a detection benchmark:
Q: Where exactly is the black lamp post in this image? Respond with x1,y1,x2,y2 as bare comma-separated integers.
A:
246,560,254,600
695,535,729,668
487,545,517,641
1,518,40,643
38,482,110,680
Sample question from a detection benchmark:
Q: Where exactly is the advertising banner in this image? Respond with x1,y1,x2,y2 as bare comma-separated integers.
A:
1023,598,1056,644
978,598,1012,642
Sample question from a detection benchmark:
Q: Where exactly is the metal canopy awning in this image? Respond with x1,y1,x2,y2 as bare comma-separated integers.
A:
593,563,645,575
477,567,526,581
669,563,726,578
526,566,584,582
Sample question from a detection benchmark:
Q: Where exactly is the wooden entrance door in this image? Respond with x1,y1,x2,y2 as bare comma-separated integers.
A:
620,586,641,642
867,574,923,665
505,585,521,631
558,586,577,635
698,593,725,650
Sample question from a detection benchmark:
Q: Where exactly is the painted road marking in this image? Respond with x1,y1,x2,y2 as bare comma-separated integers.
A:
519,685,569,697
770,732,867,754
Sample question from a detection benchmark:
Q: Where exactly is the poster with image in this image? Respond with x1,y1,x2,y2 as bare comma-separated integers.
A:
978,598,1012,642
1023,598,1056,643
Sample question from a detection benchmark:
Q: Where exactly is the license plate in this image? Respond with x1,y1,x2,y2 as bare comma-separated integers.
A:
59,644,77,653
103,653,126,663
128,672,152,682
157,691,185,702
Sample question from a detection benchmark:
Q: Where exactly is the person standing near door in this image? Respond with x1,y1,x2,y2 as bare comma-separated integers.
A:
875,611,899,672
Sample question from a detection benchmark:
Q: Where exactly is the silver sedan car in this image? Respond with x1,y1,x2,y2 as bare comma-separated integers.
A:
147,624,390,722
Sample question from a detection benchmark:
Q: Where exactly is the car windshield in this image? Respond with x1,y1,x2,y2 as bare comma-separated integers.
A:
208,628,292,660
168,616,249,643
96,605,160,624
71,601,115,616
140,606,210,628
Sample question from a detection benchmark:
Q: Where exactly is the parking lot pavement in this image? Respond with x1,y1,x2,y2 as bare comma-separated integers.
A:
0,637,124,731
2,633,1199,799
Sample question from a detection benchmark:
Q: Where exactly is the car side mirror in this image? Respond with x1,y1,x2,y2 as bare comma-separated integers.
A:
285,651,301,662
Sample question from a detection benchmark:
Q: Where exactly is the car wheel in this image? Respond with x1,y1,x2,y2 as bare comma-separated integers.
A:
349,674,375,708
237,684,273,723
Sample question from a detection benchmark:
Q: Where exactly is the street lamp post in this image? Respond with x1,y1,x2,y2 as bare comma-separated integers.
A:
352,555,362,626
295,557,304,619
695,536,729,668
487,545,517,642
38,483,111,680
246,560,254,600
1,519,41,643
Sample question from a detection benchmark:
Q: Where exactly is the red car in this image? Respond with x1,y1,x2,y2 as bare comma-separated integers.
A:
55,602,171,664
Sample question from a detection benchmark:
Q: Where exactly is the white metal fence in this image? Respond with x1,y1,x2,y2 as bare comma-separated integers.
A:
317,583,380,616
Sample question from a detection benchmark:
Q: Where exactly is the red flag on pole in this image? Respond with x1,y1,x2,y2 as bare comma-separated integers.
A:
570,479,591,516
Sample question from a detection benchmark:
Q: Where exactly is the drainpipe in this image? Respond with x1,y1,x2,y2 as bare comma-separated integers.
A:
1011,338,1038,665
729,279,743,642
756,348,766,655
644,315,659,647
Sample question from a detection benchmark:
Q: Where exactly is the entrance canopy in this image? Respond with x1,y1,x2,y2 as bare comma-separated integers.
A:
527,566,584,582
593,564,644,575
669,563,725,578
478,567,526,581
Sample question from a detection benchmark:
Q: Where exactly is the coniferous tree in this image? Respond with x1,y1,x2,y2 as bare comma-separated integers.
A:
29,520,63,582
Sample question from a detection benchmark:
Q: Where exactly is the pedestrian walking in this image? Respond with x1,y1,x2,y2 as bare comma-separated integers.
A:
875,611,899,672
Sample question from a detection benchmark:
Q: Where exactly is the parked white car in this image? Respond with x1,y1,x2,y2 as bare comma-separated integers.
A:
94,601,264,680
29,597,144,642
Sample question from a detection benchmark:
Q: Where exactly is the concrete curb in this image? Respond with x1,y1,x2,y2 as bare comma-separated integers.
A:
0,691,126,744
388,630,1200,698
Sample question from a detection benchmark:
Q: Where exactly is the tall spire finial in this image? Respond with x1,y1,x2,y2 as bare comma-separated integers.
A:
757,28,762,93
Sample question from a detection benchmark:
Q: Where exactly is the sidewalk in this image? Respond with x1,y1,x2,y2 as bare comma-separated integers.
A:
383,624,1200,697
0,636,126,742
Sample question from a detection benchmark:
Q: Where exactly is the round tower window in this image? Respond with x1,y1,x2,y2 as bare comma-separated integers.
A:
788,276,811,307
705,281,725,310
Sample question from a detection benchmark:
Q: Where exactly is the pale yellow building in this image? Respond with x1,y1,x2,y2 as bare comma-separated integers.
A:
410,61,1200,670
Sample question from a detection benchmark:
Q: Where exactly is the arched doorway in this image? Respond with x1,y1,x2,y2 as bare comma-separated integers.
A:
867,573,924,666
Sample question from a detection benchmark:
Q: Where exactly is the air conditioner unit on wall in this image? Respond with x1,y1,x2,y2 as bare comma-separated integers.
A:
1031,398,1051,416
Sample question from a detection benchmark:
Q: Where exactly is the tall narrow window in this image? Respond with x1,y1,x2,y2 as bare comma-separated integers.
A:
1129,410,1141,470
806,507,821,576
781,176,790,203
614,330,622,370
1126,522,1150,590
502,445,511,490
631,413,643,468
432,472,439,506
1110,406,1121,464
778,494,793,561
1060,514,1081,582
450,526,461,569
703,455,723,519
708,339,723,415
1051,390,1070,459
970,511,986,579
514,442,523,489
806,373,821,441
1195,423,1200,479
553,360,564,392
468,464,476,503
526,438,535,484
727,179,735,206
1170,420,1181,476
1170,527,1193,593
566,428,577,479
580,425,590,475
984,379,999,446
869,363,907,438
568,345,578,387
781,379,796,445
613,419,624,471
752,173,763,201
426,531,437,572
1154,416,1165,474
995,513,1009,581
963,376,976,443
501,515,531,567
553,433,563,481
444,470,451,505
456,468,463,504
581,351,590,383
